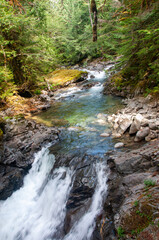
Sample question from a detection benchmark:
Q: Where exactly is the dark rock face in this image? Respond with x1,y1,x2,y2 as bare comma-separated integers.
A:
50,151,104,236
0,166,25,200
0,119,59,200
101,140,159,239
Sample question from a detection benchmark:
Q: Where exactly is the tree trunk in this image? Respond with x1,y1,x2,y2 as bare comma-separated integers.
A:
92,11,97,42
90,0,98,42
10,55,25,84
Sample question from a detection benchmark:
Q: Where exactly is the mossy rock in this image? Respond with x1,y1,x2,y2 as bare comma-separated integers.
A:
46,69,87,89
0,128,3,140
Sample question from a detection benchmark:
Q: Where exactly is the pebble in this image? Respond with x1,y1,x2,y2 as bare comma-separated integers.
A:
100,133,110,137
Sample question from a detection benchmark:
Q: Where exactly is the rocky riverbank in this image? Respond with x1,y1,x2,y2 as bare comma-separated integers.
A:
100,85,159,238
100,139,159,240
97,96,159,148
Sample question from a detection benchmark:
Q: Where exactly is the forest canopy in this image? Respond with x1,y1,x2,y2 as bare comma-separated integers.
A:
0,0,159,102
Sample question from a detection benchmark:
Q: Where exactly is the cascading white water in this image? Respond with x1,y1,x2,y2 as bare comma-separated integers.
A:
64,163,108,240
0,147,73,240
54,87,82,100
53,70,107,101
0,146,108,240
82,69,106,80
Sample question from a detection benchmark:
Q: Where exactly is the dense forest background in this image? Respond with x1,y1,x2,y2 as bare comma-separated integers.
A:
0,0,159,103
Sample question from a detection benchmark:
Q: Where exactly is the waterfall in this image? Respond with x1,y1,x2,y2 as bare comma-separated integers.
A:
64,163,108,240
0,147,73,240
0,147,108,240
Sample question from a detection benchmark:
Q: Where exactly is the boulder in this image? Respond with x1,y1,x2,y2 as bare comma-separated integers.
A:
90,75,95,79
129,122,138,135
134,127,150,142
114,142,124,148
118,117,132,134
133,114,144,130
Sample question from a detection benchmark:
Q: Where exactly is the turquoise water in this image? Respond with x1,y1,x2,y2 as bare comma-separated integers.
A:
36,69,123,155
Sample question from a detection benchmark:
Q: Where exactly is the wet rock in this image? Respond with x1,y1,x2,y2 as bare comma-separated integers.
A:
0,166,25,200
81,82,97,89
100,133,110,137
96,118,107,125
67,127,83,132
90,74,95,79
0,118,59,200
97,113,107,119
61,153,104,235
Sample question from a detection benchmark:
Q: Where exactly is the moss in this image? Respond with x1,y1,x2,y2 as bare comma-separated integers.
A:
46,69,87,88
30,116,69,127
0,128,3,140
29,116,53,127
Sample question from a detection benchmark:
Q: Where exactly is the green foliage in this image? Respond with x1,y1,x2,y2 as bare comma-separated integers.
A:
34,89,41,95
0,0,60,99
3,116,12,120
117,226,125,238
114,1,159,94
134,200,139,207
144,179,156,187
0,0,158,100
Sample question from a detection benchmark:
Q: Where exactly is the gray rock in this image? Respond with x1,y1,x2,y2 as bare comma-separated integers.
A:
119,118,132,134
145,135,151,142
145,131,158,141
149,122,158,130
129,114,146,135
0,119,59,200
109,140,159,174
114,142,124,148
112,132,122,138
134,127,150,142
90,75,95,79
100,133,110,137
129,122,138,135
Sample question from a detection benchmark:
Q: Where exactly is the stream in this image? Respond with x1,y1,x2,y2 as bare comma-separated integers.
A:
0,65,123,240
